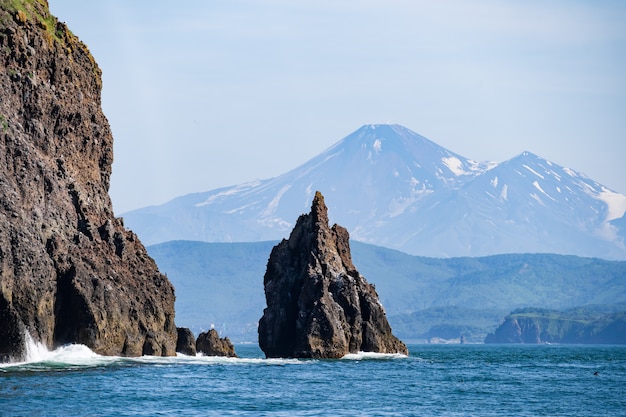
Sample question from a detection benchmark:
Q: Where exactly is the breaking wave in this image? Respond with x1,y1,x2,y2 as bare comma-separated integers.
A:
341,351,408,361
0,332,307,372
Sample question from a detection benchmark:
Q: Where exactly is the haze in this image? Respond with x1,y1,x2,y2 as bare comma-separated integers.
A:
49,1,626,214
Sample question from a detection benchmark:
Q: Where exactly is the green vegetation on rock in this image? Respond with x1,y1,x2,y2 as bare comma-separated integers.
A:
1,0,74,46
1,0,177,360
486,305,626,344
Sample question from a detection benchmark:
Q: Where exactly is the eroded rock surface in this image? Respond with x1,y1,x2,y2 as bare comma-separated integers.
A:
196,329,237,357
258,191,408,358
176,327,197,356
0,1,177,361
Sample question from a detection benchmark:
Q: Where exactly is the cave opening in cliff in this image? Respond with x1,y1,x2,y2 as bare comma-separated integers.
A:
53,265,95,348
0,294,25,361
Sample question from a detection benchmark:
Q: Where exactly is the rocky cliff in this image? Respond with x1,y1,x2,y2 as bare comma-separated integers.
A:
0,1,178,360
485,308,626,344
258,191,407,358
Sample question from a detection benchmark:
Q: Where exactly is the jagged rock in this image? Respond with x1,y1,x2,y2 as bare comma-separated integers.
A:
0,1,177,361
196,329,237,357
176,327,197,356
258,191,408,358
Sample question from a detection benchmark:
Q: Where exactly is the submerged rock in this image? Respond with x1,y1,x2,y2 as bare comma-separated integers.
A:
0,1,177,360
196,329,237,357
258,191,408,358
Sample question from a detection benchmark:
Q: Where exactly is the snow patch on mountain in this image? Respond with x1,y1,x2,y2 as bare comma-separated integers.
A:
593,190,626,245
563,167,578,177
523,164,545,179
597,188,626,221
442,156,467,176
533,181,556,202
388,189,433,217
261,185,291,218
195,180,261,207
500,184,508,200
530,193,545,206
480,160,499,171
257,216,291,230
225,202,255,215
122,124,626,260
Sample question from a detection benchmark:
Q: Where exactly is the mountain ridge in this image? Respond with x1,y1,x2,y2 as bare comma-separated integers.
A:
147,239,626,342
123,124,626,260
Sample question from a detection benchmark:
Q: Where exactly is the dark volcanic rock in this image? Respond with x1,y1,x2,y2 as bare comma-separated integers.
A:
176,327,197,356
258,191,408,358
0,1,177,360
196,329,237,357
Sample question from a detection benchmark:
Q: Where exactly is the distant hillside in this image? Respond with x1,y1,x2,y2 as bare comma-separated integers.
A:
485,305,626,344
127,124,626,259
148,240,626,342
148,240,275,341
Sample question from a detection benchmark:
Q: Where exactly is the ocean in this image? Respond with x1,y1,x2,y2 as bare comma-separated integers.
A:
1,339,625,417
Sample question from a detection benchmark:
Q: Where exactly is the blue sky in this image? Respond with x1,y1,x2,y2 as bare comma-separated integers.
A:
49,1,626,214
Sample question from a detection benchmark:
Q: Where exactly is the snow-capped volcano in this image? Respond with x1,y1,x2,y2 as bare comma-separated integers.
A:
122,124,626,260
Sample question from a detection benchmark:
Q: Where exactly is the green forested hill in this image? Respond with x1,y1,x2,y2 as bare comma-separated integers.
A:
148,240,626,342
485,305,626,344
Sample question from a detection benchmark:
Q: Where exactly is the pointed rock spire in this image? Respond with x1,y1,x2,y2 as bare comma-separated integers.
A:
311,190,329,226
258,191,407,358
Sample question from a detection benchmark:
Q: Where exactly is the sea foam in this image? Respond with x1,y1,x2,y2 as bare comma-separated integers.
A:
341,351,408,361
1,332,307,371
0,331,112,370
28,332,101,362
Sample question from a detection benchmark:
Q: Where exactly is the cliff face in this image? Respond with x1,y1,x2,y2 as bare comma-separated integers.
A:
0,1,177,360
258,191,407,358
485,311,626,344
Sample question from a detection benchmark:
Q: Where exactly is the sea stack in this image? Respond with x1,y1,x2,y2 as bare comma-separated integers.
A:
0,1,177,360
258,191,408,358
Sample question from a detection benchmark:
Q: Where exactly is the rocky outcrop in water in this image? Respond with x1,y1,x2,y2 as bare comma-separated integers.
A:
0,1,177,361
196,329,237,357
176,327,197,356
258,191,408,358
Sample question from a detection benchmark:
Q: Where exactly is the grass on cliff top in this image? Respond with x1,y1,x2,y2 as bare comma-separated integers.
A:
509,304,626,325
1,0,73,45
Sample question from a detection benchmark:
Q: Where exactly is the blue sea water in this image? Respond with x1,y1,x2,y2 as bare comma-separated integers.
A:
1,341,625,416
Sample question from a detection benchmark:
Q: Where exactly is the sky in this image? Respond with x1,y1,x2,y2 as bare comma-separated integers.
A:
48,1,626,214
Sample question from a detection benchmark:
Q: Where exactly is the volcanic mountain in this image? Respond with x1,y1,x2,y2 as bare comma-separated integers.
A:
123,124,626,260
